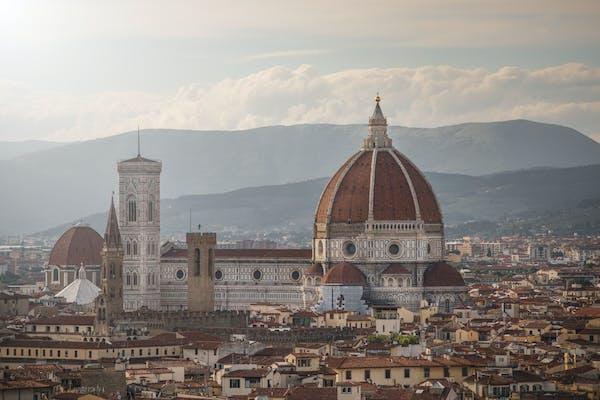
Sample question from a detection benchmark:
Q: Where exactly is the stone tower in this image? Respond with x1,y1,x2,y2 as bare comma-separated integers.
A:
186,232,216,312
118,144,162,311
96,196,124,335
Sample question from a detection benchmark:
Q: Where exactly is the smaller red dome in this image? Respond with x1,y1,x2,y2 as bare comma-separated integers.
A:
423,262,465,287
381,263,411,275
323,262,366,286
48,225,104,266
306,263,324,276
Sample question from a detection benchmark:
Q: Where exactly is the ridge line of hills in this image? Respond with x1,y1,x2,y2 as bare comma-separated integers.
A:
1,119,599,235
36,163,600,241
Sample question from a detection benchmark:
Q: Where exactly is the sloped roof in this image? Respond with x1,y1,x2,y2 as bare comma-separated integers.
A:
55,277,100,305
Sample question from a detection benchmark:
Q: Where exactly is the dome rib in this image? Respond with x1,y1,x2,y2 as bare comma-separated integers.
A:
373,150,417,220
315,151,363,224
393,149,442,223
330,151,372,223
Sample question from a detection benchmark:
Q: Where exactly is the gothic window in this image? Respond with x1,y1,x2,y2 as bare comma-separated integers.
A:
133,273,138,286
110,263,115,278
52,268,59,282
194,248,201,276
148,197,154,222
208,248,214,279
126,241,131,255
127,196,137,222
126,273,131,286
133,241,138,255
151,273,155,285
445,299,451,313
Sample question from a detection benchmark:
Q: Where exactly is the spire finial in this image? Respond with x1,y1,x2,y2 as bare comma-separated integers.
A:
137,125,141,157
375,92,380,103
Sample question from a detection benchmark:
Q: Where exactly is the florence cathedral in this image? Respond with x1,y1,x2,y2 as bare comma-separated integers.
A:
44,97,466,316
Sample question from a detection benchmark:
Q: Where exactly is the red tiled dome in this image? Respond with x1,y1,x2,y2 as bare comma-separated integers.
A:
422,262,465,287
315,148,441,225
306,263,324,276
322,262,366,286
381,263,411,275
48,226,104,266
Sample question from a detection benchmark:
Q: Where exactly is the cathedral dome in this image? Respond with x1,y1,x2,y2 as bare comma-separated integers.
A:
315,99,441,226
48,225,104,266
306,263,324,276
422,262,465,287
322,262,366,286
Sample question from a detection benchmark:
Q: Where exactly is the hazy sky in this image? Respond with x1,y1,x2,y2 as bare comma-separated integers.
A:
1,0,599,141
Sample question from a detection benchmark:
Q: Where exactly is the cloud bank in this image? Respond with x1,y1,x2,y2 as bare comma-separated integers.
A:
1,63,599,141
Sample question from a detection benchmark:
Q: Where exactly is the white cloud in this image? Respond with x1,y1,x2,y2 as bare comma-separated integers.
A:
1,63,600,141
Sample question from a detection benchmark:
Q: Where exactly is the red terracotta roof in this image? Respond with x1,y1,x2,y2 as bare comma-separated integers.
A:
330,151,373,223
315,148,442,225
161,247,312,260
48,226,104,266
381,263,411,275
422,262,465,287
373,150,416,220
306,263,324,276
322,262,365,286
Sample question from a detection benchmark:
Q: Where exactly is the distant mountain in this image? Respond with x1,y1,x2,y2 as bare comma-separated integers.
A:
38,164,600,241
2,119,600,235
0,140,65,160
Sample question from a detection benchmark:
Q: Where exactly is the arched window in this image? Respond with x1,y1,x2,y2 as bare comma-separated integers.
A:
148,197,154,222
110,263,115,278
133,241,138,255
126,273,131,286
152,273,155,285
194,248,201,276
445,299,451,313
133,273,138,286
52,268,59,282
127,196,137,222
208,248,214,279
147,274,150,285
126,241,131,255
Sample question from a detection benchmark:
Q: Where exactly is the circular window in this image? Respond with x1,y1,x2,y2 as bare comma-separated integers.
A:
175,269,185,280
214,270,223,280
388,243,400,256
253,270,262,280
343,241,357,257
291,270,301,281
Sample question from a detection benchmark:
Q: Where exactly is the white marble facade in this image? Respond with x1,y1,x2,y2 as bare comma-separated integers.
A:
118,155,162,311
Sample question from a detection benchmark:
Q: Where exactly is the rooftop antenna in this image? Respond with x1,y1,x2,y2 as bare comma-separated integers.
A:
188,209,192,233
137,125,141,157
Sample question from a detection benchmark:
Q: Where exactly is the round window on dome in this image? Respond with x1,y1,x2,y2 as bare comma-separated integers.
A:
253,270,262,280
388,243,400,256
175,269,185,280
214,270,223,280
291,270,301,281
343,241,357,257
